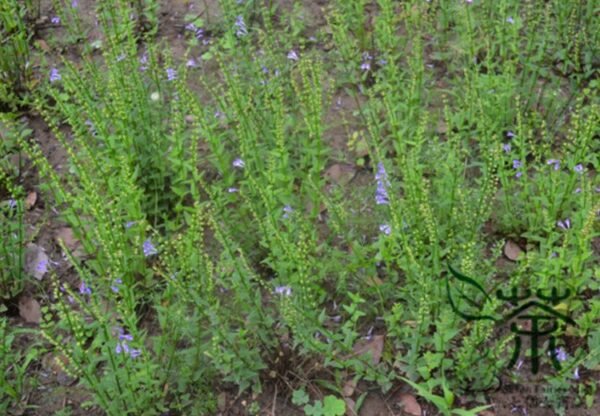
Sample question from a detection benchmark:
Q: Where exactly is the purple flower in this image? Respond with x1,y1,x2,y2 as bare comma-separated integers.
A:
235,15,248,37
554,347,568,362
232,158,245,169
166,68,177,81
573,367,580,380
502,143,511,153
71,0,78,7
118,328,134,342
557,218,571,230
143,239,158,257
512,159,521,169
574,188,581,194
506,16,514,24
378,58,387,66
186,58,198,68
375,162,390,205
360,61,371,71
79,281,92,295
546,159,560,170
287,50,299,61
51,16,60,25
195,28,205,39
36,259,49,274
8,199,17,209
274,285,292,296
227,187,239,193
125,221,136,229
574,164,584,173
379,223,391,235
506,131,515,138
111,278,123,293
282,205,293,219
49,68,61,83
185,23,196,31
129,348,142,358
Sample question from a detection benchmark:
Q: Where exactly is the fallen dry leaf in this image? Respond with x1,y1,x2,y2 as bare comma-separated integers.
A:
35,39,50,52
18,296,41,323
504,240,523,261
24,243,49,280
342,378,357,397
351,335,384,364
343,397,356,416
324,163,356,186
398,393,421,416
55,227,85,257
25,191,37,210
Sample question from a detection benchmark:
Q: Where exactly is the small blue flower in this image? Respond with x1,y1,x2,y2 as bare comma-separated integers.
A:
512,159,521,169
235,15,248,37
118,328,134,342
49,68,61,83
36,259,49,274
71,0,78,7
51,16,60,25
166,68,177,81
574,164,584,173
506,16,514,24
287,50,299,61
282,205,293,219
274,285,292,296
8,199,17,209
228,187,239,193
79,281,92,295
557,218,571,230
506,131,515,138
375,162,390,205
143,239,158,257
232,158,245,169
379,223,391,235
554,347,568,362
573,367,580,380
502,143,511,153
111,278,123,293
546,159,560,170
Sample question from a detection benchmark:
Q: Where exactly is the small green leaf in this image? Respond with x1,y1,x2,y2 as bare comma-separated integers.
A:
292,388,309,406
322,395,345,416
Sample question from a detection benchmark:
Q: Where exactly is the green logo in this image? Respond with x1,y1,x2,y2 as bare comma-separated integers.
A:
446,264,575,374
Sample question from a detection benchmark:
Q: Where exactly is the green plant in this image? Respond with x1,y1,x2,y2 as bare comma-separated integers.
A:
0,0,32,109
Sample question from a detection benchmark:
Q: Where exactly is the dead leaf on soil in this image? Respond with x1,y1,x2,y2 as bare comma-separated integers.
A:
35,39,50,52
55,227,85,257
324,163,356,186
344,397,356,415
343,378,357,397
504,240,523,261
397,393,421,416
366,276,383,287
24,243,49,280
351,335,384,364
18,296,41,324
25,191,37,210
